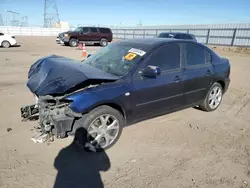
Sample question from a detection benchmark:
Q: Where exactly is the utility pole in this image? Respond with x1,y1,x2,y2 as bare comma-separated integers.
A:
7,10,20,26
44,0,60,28
21,16,28,27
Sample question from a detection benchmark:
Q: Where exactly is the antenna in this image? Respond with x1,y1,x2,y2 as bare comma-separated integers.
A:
44,0,60,28
0,14,4,26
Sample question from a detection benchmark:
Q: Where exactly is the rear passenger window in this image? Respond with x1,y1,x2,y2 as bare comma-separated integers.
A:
182,34,193,40
90,28,98,33
174,34,181,39
186,43,205,66
146,44,181,71
99,28,111,33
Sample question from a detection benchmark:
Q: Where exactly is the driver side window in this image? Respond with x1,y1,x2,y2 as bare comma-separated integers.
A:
144,44,181,72
81,28,89,34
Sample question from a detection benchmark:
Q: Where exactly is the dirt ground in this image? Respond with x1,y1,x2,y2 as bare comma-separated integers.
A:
0,36,250,188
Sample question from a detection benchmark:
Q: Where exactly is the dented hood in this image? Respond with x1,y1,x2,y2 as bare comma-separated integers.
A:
27,55,119,96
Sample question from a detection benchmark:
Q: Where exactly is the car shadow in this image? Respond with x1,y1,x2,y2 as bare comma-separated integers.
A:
12,44,21,47
53,127,110,188
0,44,21,48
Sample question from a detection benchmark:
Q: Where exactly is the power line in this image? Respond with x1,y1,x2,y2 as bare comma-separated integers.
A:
44,0,60,28
0,14,4,26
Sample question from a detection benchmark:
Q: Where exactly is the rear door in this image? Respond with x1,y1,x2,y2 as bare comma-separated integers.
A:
89,27,100,41
183,42,213,106
99,28,113,41
131,43,185,120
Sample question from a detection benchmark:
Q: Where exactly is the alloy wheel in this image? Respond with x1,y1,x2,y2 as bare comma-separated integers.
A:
87,114,120,149
208,86,222,109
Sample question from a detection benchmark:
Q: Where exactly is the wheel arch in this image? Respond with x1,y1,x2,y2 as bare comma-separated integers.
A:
100,37,108,41
1,40,10,46
93,102,126,122
215,80,225,92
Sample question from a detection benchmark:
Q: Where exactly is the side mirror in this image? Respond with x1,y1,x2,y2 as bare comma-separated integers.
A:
140,65,161,78
87,54,91,58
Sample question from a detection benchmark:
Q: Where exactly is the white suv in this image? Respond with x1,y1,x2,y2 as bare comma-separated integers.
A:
0,32,17,48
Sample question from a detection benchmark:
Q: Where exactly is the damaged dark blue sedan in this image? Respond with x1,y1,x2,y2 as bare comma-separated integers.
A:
21,38,230,151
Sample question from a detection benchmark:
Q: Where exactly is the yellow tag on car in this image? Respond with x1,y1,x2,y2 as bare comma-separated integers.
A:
124,53,137,61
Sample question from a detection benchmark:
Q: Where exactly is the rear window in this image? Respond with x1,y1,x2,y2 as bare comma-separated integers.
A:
98,28,112,34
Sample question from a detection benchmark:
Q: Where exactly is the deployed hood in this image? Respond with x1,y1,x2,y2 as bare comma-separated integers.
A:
27,55,119,96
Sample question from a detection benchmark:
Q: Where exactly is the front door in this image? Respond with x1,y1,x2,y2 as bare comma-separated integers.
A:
79,27,91,41
183,42,213,105
131,43,185,120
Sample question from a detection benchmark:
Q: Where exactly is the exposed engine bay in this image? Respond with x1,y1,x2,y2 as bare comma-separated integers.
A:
21,84,100,143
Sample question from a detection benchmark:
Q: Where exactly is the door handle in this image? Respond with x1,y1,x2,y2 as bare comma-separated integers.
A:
206,70,211,75
173,76,182,82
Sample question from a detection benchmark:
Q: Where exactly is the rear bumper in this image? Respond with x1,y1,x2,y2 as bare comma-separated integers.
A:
9,38,17,46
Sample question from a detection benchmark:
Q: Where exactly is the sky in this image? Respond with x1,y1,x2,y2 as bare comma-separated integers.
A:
0,0,250,27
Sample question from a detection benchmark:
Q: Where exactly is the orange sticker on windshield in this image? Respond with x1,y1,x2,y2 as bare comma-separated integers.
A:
124,53,137,61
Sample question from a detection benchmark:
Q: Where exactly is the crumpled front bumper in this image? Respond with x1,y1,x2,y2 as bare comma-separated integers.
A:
21,100,82,140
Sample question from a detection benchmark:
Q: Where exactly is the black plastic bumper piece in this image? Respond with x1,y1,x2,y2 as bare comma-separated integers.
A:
21,104,39,120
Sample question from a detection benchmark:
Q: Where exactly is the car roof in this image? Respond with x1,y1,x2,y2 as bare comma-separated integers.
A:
117,38,197,47
160,32,195,36
80,26,111,29
116,38,210,53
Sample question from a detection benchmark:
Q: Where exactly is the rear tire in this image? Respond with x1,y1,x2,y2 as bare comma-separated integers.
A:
199,82,223,112
100,38,108,47
69,38,78,47
1,41,10,48
73,105,124,152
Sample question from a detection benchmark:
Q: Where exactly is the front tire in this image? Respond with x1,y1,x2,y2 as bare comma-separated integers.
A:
199,82,223,112
73,105,124,152
69,38,78,47
1,41,10,48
